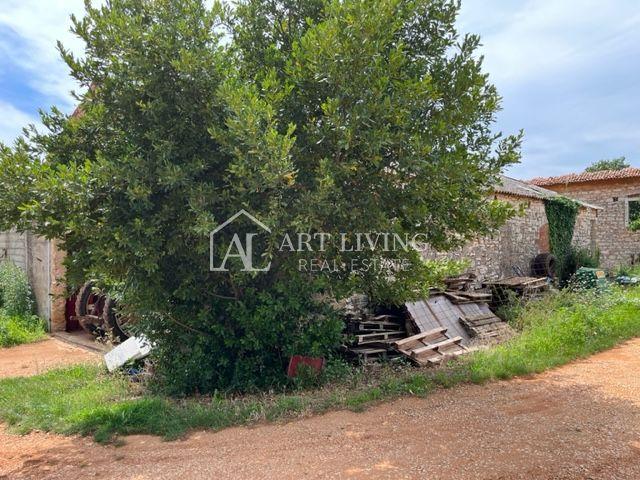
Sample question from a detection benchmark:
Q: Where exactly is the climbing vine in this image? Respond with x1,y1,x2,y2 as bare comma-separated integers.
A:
544,196,579,283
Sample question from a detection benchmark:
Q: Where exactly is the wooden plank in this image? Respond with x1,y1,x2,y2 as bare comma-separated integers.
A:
457,291,492,300
353,321,404,330
396,335,449,353
356,331,405,345
460,315,501,328
392,328,447,348
412,350,443,364
355,331,403,341
462,312,497,322
411,336,463,357
444,292,475,304
370,314,401,321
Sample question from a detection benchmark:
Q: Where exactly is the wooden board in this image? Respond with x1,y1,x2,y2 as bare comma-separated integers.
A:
485,276,546,287
392,328,447,347
405,294,493,345
355,331,405,345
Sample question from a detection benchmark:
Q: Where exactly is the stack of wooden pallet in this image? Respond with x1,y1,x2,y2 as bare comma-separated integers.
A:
443,290,492,305
391,327,468,366
440,274,494,305
341,295,406,363
459,312,514,343
443,274,477,291
484,276,549,305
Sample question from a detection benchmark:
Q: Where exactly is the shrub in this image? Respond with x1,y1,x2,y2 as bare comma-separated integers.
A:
0,314,47,348
559,246,601,286
0,261,34,317
146,278,344,394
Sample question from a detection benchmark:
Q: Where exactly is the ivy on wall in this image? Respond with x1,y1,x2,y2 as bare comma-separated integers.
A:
544,196,579,283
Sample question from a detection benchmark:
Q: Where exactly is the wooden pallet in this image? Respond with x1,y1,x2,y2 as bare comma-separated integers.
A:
355,331,406,345
349,320,404,332
410,337,467,365
459,313,515,342
392,328,468,366
347,347,401,363
392,327,448,351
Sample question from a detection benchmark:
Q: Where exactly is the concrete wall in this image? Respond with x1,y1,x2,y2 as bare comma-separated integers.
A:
421,194,599,282
49,240,67,332
0,230,52,325
544,179,640,270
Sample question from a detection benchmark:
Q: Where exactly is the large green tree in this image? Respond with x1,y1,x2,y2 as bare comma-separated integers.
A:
0,0,521,392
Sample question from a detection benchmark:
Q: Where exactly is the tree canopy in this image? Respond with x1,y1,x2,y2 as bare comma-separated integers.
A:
0,0,521,392
584,156,629,172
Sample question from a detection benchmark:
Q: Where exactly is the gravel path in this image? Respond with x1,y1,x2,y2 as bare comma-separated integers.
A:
2,339,640,479
0,338,98,379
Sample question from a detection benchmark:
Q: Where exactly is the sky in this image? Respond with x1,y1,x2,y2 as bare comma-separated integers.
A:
0,0,638,179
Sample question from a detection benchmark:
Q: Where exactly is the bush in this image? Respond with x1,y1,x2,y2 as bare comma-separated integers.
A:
147,278,344,394
0,314,47,348
557,246,601,285
0,261,34,317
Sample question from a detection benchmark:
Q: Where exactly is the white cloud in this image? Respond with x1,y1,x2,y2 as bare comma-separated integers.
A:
460,0,640,86
459,0,640,177
0,100,39,145
0,0,87,109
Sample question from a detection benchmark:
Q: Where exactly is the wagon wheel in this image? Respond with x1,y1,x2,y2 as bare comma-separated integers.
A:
75,281,108,336
103,297,133,342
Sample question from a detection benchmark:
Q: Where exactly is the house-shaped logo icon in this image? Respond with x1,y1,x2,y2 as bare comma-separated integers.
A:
209,209,271,272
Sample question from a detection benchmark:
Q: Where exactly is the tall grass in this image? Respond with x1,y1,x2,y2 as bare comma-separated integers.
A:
1,286,639,442
0,261,45,347
468,287,640,382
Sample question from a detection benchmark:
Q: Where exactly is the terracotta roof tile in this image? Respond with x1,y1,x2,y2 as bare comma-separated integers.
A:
529,167,640,186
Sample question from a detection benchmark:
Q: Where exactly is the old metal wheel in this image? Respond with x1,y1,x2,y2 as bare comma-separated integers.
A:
103,297,133,342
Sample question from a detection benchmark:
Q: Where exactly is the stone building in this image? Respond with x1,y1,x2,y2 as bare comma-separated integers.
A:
421,176,601,282
530,167,640,270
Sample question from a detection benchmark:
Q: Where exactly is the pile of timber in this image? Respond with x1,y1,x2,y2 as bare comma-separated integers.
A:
341,295,406,363
459,312,515,344
441,274,493,305
443,290,492,305
391,327,468,366
443,274,477,291
484,276,549,305
404,291,513,350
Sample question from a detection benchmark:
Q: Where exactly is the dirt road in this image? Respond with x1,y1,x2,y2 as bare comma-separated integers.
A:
2,339,640,479
0,338,97,379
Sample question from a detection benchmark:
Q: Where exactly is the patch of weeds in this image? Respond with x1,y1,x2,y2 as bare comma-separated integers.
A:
0,314,47,347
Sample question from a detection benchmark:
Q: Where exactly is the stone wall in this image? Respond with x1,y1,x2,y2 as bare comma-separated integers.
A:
0,230,52,323
543,178,640,269
421,194,599,282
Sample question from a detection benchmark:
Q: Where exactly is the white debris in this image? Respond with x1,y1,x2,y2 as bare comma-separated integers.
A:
104,335,152,372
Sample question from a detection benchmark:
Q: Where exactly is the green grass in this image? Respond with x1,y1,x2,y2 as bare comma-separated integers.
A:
468,286,640,382
0,313,47,347
2,286,640,442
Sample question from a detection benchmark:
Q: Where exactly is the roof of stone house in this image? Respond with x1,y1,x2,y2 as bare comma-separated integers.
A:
529,167,640,187
494,175,602,210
